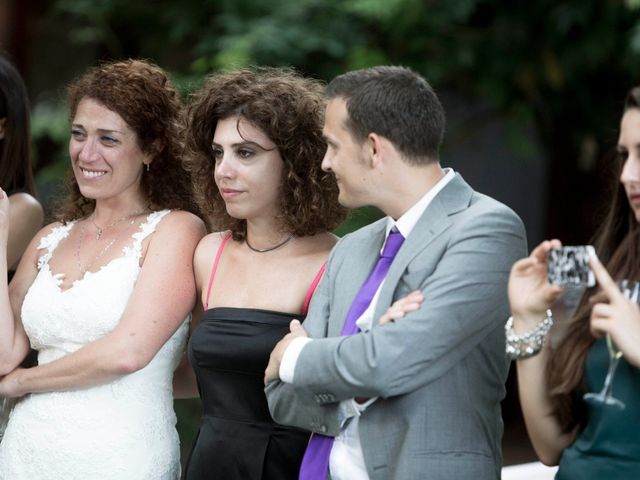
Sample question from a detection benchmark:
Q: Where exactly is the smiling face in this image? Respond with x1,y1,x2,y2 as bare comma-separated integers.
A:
212,116,284,221
69,97,151,203
618,108,640,222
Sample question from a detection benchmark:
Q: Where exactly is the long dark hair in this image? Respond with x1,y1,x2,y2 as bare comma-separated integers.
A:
547,86,640,433
0,54,36,195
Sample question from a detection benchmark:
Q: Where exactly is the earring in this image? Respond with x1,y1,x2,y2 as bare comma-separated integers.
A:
145,163,150,172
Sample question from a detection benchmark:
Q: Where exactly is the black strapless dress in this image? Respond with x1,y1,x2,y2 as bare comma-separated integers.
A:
183,307,309,480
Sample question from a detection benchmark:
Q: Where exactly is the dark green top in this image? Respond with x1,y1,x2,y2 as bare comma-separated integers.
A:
556,337,640,479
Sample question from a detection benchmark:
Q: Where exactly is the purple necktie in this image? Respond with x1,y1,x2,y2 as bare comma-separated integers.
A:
298,228,405,480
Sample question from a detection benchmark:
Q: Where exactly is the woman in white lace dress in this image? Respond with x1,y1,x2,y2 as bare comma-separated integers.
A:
0,60,205,479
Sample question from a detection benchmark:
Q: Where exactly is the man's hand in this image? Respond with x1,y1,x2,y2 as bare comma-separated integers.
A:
378,290,423,325
264,319,308,385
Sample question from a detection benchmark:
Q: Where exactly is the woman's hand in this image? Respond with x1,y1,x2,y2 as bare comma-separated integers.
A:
0,368,27,399
508,240,564,331
378,290,424,326
589,256,640,368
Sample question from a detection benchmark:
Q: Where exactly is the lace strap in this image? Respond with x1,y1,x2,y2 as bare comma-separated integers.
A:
129,210,171,260
36,222,76,270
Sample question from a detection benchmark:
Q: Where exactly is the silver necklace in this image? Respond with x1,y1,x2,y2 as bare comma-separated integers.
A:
91,210,145,240
75,213,143,274
75,223,117,275
245,234,293,253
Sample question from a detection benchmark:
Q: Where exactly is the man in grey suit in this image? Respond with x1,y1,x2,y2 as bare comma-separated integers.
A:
264,66,527,480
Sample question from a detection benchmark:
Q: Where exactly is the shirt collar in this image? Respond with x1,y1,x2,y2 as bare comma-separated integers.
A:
385,168,456,239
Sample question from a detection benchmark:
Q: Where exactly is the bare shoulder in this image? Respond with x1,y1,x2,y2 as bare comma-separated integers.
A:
9,192,44,222
155,210,206,237
14,221,64,270
316,231,339,249
9,192,42,210
158,210,206,235
194,231,230,265
32,221,65,247
193,231,230,289
301,231,339,256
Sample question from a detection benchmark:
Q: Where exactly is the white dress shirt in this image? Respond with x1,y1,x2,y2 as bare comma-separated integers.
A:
280,168,455,480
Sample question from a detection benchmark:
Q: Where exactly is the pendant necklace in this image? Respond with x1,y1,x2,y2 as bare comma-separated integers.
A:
91,210,146,240
76,210,146,274
75,223,119,275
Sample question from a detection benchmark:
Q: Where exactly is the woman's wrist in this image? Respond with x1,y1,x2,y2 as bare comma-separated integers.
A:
506,310,554,360
510,310,551,334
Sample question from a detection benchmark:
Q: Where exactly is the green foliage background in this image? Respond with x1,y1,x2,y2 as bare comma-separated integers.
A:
23,0,640,461
33,1,640,240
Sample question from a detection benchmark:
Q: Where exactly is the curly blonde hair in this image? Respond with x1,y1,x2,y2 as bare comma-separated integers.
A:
184,67,345,238
55,59,198,222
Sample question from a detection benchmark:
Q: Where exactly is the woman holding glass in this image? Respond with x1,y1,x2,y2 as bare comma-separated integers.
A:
507,87,640,477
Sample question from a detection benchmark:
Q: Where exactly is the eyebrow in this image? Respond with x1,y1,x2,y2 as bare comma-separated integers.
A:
322,134,337,147
212,140,271,150
71,124,123,135
616,144,640,151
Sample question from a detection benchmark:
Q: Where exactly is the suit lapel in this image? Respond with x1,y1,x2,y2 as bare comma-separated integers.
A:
329,220,387,337
372,174,474,321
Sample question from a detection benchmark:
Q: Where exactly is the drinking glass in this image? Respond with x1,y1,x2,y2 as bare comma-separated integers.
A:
582,279,639,409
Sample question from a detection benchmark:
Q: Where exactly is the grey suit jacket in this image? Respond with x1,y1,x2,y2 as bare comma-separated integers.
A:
266,174,527,480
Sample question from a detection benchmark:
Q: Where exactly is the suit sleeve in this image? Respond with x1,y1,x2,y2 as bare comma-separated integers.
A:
290,205,527,402
265,241,343,436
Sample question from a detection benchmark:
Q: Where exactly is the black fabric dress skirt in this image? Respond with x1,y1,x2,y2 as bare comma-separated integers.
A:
183,307,309,480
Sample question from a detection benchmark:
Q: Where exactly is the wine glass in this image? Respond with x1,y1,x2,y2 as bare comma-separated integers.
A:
583,279,639,409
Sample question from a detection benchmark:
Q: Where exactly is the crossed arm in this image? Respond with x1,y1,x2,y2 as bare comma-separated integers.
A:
266,208,526,429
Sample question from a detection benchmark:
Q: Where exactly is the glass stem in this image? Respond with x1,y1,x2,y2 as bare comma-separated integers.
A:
601,355,621,398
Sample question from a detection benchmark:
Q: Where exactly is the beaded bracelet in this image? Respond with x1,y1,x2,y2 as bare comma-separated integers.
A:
505,310,554,360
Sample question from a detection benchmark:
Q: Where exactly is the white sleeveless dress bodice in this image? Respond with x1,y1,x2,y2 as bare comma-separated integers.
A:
0,210,188,479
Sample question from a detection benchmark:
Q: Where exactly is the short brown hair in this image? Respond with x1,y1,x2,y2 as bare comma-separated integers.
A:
326,66,445,164
56,59,198,222
185,67,345,238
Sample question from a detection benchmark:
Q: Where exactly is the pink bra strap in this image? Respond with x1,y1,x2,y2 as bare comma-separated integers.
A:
204,231,233,310
301,262,326,315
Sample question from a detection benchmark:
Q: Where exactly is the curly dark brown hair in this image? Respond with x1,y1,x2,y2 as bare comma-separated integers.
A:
55,59,198,222
184,67,345,238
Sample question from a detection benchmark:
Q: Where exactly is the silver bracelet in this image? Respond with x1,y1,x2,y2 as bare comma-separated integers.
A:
505,309,554,360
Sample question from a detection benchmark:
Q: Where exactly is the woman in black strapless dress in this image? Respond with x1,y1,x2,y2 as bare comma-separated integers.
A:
176,68,346,479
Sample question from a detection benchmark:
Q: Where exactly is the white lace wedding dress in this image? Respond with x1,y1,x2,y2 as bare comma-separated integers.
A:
0,210,188,479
